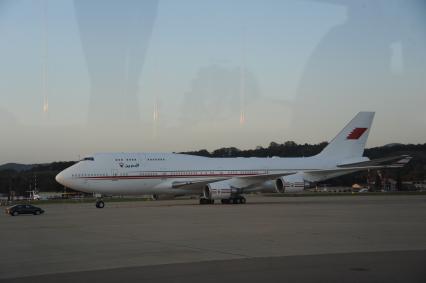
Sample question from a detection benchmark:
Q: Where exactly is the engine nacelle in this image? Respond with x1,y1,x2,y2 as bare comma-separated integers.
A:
204,180,239,200
275,173,305,193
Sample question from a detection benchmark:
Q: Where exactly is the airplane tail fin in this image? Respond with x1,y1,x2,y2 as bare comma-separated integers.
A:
316,112,375,161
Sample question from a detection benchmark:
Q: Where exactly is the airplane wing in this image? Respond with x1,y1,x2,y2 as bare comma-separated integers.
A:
171,178,226,190
231,172,297,191
235,172,296,182
171,172,296,191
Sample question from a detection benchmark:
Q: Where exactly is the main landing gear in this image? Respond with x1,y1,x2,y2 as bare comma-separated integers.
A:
199,198,214,205
199,196,246,205
221,196,246,204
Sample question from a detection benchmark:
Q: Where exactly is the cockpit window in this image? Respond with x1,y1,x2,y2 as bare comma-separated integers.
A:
81,157,95,161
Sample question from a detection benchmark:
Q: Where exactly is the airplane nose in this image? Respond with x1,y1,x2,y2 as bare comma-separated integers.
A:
55,171,65,185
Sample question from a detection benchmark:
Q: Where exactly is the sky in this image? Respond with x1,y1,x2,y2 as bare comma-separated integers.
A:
0,0,425,164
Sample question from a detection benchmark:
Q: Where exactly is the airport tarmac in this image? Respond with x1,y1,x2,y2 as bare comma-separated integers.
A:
1,195,426,282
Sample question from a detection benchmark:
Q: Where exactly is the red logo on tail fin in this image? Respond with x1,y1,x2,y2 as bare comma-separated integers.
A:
347,128,367,140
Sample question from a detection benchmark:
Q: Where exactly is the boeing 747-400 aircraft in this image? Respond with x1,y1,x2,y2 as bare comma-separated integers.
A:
56,112,410,208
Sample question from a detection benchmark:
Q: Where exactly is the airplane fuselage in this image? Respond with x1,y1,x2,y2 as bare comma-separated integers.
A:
57,152,336,195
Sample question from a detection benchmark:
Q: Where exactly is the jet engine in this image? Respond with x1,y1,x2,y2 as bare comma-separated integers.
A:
204,180,239,199
275,173,305,193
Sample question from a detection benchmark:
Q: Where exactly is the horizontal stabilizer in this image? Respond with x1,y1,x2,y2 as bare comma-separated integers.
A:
305,155,412,182
337,155,412,168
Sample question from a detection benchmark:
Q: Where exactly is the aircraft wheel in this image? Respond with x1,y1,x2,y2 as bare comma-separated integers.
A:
240,197,246,204
200,198,214,205
96,200,105,209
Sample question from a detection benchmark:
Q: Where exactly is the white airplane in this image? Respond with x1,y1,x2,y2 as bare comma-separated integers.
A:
55,112,410,208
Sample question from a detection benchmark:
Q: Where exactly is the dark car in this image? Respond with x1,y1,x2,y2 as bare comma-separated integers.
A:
5,204,45,216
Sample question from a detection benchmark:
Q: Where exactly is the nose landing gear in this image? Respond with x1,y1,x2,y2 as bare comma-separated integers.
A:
95,199,105,208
